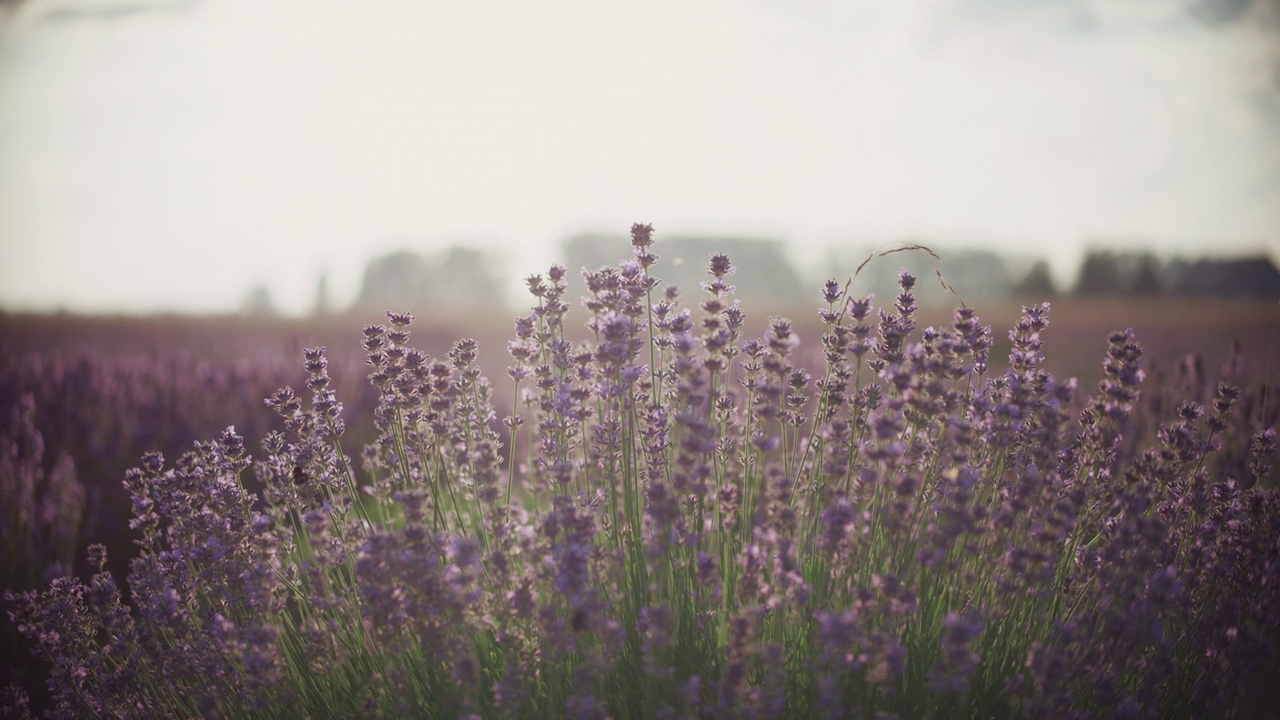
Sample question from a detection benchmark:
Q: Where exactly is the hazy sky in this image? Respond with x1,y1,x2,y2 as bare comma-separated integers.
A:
1,0,1278,314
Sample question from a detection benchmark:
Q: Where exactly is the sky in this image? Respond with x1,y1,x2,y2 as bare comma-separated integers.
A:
1,0,1278,314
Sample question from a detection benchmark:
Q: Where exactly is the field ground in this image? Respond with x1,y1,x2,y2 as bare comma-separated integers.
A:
3,296,1276,387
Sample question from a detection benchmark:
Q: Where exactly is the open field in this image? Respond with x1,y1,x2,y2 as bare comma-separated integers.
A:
5,294,1276,380
2,274,1278,718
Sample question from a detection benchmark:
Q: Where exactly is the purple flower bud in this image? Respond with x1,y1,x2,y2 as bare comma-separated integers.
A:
708,253,734,279
822,279,843,304
630,222,654,247
386,311,415,328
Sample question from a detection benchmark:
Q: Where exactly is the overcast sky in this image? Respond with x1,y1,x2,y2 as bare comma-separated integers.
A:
1,0,1277,314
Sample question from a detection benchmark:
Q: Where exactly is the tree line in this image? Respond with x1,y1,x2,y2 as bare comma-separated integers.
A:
243,239,1280,316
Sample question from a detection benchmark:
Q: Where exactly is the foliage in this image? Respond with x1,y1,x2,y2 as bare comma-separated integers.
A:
1013,260,1056,298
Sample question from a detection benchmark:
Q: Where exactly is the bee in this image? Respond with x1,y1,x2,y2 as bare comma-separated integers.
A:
291,465,309,485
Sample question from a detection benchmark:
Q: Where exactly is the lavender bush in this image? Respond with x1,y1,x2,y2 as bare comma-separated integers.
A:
5,225,1278,719
0,328,381,703
0,346,383,581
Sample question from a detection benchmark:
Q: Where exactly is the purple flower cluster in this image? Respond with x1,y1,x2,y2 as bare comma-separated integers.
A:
0,345,378,589
4,227,1278,719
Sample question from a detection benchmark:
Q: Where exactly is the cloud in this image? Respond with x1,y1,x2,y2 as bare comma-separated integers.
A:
949,0,1100,34
1189,0,1257,26
39,0,198,24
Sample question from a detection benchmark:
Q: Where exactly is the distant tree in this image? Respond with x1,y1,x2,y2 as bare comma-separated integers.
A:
426,246,505,307
355,250,431,311
563,233,627,275
240,285,277,316
1130,253,1163,295
1074,251,1125,296
354,245,506,313
1166,256,1280,298
1013,259,1057,297
312,272,332,316
935,249,1011,303
1074,249,1169,296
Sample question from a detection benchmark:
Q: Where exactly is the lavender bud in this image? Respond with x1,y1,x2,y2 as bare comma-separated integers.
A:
630,222,654,247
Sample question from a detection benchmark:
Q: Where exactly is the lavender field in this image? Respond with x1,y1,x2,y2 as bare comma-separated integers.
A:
2,227,1279,719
